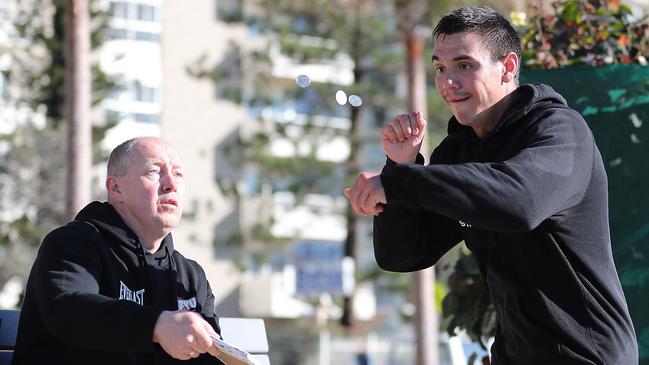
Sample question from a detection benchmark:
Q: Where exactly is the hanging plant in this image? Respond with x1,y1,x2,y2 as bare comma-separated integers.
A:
441,250,496,350
520,0,649,69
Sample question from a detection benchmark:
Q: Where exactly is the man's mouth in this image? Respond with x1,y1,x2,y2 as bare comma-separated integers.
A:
160,199,178,207
446,95,470,103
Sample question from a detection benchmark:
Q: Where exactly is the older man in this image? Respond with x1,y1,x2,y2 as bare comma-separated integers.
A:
13,137,224,364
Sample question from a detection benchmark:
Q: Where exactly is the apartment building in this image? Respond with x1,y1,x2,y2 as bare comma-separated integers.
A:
158,0,383,326
99,0,162,149
160,0,248,314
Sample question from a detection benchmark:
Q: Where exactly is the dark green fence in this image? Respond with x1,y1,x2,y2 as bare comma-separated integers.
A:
522,64,649,363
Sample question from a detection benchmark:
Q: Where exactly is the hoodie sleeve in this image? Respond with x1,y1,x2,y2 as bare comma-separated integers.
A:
32,224,162,352
187,261,226,365
190,261,221,335
373,156,464,272
380,107,594,233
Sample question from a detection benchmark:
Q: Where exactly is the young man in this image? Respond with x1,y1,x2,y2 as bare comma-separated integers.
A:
345,6,638,364
13,137,224,364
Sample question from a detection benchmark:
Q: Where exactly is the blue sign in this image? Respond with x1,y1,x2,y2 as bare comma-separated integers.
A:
293,240,344,295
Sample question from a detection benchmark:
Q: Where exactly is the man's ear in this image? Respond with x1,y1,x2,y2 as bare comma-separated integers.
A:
501,51,519,84
106,176,123,202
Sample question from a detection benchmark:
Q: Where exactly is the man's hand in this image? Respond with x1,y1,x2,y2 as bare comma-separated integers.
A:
381,111,427,163
153,310,221,360
344,172,386,216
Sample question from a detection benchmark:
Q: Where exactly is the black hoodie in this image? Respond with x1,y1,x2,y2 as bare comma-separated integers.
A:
374,84,638,364
13,202,223,365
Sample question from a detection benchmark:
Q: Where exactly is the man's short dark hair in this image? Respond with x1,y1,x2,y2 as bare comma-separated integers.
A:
433,6,522,80
107,137,141,177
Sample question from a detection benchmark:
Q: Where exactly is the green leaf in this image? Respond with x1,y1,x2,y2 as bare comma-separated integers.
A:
619,5,633,16
561,1,581,23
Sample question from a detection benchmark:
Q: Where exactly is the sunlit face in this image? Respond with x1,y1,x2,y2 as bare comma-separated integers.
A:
113,138,185,235
432,32,509,126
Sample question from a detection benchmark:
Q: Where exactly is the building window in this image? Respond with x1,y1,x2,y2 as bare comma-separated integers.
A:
106,110,159,124
135,31,159,43
106,28,159,43
110,1,129,19
134,82,158,103
106,88,121,100
109,2,161,23
105,109,125,123
137,4,158,22
134,113,159,124
106,27,127,40
0,0,9,18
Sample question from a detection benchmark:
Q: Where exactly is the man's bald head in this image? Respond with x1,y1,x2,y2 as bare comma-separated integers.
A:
107,137,177,177
107,137,141,177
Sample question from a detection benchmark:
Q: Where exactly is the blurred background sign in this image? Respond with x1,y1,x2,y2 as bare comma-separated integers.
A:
293,240,353,296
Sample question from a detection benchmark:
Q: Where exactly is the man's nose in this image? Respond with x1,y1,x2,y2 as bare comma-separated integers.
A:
443,73,459,89
161,173,179,192
439,71,459,92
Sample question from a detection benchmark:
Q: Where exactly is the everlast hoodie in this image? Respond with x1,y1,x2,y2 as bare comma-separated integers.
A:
374,84,638,364
13,202,223,365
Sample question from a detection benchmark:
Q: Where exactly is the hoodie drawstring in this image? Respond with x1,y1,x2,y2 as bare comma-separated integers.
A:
165,245,179,310
135,241,153,308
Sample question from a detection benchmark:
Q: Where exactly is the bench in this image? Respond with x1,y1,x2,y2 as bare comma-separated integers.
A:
0,310,19,365
0,310,269,365
219,317,270,365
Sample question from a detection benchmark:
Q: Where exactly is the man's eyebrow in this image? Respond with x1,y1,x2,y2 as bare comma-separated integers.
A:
143,159,163,165
432,54,476,62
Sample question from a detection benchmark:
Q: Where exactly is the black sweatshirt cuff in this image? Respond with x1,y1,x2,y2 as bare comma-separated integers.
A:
381,153,425,205
383,153,425,170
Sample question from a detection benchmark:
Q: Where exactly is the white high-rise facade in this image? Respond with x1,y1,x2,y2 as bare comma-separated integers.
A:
159,0,365,320
159,0,248,312
99,0,163,150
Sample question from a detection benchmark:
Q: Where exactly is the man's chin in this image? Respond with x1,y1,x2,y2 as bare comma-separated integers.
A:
158,213,182,229
452,105,480,125
454,113,475,126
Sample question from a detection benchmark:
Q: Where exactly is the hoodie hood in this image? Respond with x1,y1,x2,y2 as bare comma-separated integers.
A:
447,83,568,140
75,201,175,258
75,202,174,261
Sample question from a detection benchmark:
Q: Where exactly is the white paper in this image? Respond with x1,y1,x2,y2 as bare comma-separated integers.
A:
210,335,261,365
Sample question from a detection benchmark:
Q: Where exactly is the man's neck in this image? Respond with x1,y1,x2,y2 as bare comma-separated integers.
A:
472,101,507,138
139,237,164,254
110,203,165,253
471,87,517,138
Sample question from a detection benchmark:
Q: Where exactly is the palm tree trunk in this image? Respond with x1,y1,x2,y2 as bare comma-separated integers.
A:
405,28,438,365
64,0,91,220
